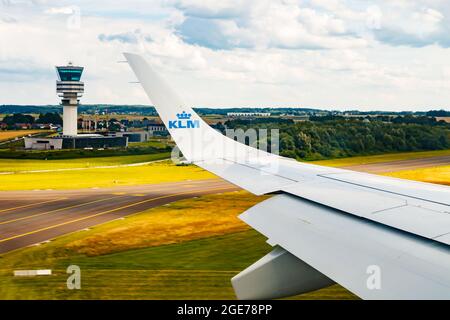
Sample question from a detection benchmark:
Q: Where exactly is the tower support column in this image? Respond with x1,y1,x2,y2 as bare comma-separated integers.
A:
63,105,78,136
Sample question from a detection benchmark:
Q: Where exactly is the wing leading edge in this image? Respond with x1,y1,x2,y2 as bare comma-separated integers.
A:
124,53,450,299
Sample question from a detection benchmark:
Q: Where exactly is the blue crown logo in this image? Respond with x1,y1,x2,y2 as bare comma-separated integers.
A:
169,110,200,129
176,111,192,120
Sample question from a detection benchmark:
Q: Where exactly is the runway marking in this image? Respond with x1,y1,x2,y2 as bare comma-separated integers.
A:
0,186,236,244
0,182,234,225
132,194,146,197
0,195,127,225
0,184,211,225
0,198,66,214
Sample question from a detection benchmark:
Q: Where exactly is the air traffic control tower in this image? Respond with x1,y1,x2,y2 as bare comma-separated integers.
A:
56,63,84,136
24,63,128,150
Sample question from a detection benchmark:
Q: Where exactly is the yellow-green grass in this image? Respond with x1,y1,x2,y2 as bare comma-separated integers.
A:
384,165,450,186
0,130,43,142
128,139,173,149
67,191,267,256
0,191,356,300
0,153,170,173
0,161,215,191
1,149,448,191
310,149,450,167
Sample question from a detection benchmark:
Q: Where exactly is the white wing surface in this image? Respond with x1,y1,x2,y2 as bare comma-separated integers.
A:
124,53,450,300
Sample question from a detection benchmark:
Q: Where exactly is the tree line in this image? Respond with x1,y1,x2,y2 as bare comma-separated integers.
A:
1,113,62,127
222,117,450,160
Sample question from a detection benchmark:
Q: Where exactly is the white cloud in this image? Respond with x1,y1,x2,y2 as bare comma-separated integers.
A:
0,0,450,110
176,1,367,50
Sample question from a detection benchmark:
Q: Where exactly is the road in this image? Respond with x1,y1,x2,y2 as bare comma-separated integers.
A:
0,179,237,254
0,154,448,254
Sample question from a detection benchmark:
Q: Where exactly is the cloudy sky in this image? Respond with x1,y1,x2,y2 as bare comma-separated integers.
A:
1,0,450,110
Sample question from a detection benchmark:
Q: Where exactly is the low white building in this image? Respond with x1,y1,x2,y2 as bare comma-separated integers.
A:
148,123,168,136
112,131,150,142
227,112,271,118
24,137,63,150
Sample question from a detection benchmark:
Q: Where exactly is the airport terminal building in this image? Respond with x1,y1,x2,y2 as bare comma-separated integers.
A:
25,135,128,150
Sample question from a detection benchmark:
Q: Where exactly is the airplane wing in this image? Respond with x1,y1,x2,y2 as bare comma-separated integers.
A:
124,53,450,300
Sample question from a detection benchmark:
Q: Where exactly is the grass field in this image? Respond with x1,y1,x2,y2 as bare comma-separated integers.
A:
0,153,171,173
128,139,172,149
0,130,43,142
311,149,450,167
0,161,215,191
66,191,267,256
385,165,450,186
0,151,448,299
0,149,449,190
0,192,356,300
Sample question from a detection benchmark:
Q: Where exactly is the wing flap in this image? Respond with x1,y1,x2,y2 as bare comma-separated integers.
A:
283,178,450,245
282,179,407,216
371,205,450,241
322,172,450,206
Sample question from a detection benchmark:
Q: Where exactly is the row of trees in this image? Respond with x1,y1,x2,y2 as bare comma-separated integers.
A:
309,115,448,126
1,113,62,126
427,110,450,117
223,118,450,160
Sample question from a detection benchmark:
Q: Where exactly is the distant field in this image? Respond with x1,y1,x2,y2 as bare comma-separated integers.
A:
436,117,450,123
0,192,356,300
0,130,43,142
81,115,160,121
0,161,215,191
0,153,170,173
311,149,450,167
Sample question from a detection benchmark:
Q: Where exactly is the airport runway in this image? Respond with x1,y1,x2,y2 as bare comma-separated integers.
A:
0,155,448,254
0,179,237,254
342,155,450,174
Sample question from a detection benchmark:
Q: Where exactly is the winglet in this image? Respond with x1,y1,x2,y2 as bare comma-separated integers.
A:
124,53,269,163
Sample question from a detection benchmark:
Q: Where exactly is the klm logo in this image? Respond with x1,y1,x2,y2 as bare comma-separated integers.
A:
169,111,200,129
